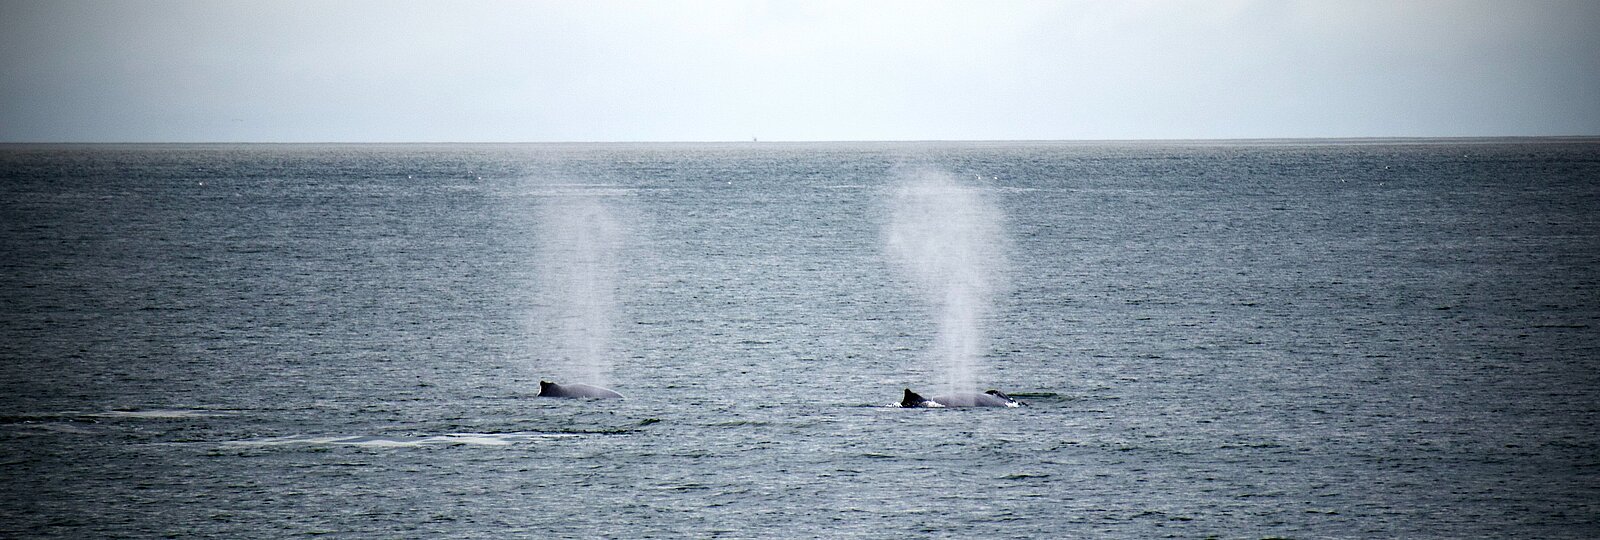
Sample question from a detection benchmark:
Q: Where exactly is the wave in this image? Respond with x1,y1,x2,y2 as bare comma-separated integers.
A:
227,432,580,447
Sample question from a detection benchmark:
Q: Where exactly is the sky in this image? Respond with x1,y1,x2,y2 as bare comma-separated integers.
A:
1,0,1597,142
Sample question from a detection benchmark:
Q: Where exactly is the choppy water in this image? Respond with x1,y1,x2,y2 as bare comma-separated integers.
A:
2,140,1597,538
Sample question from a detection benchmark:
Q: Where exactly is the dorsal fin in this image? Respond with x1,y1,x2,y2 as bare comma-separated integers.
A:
901,388,926,407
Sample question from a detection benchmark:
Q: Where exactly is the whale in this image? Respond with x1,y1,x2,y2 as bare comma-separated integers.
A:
899,388,1020,408
537,381,623,399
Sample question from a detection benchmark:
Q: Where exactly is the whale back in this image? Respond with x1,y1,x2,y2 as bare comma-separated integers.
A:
936,392,1013,407
984,389,1019,404
538,381,624,399
901,388,1021,408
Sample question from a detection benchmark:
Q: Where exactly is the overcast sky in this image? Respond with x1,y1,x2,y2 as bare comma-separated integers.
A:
1,0,1596,142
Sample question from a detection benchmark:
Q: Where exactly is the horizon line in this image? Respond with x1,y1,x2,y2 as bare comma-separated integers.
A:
2,135,1598,146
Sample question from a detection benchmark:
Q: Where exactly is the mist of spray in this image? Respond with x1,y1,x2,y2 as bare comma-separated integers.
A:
885,167,1008,396
537,193,626,388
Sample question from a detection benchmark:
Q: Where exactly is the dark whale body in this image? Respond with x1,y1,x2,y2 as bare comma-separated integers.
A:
899,388,1020,408
537,381,623,399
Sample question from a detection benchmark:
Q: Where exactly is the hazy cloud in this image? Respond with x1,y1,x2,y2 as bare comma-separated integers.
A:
2,0,1596,141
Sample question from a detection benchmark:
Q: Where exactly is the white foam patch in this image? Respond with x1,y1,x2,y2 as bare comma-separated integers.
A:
884,401,947,408
84,409,233,419
229,432,579,447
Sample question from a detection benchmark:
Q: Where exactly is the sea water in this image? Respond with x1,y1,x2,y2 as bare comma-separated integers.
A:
1,140,1597,537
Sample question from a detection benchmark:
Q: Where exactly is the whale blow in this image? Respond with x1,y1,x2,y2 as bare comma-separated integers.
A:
537,381,624,399
899,388,1020,408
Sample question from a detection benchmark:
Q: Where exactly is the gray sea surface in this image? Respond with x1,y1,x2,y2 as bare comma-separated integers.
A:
1,140,1597,538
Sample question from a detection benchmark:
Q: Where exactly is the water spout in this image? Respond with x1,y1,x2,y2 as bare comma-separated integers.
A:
536,192,626,389
884,167,1008,396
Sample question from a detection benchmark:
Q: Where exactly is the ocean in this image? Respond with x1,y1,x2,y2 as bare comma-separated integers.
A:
1,140,1597,537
